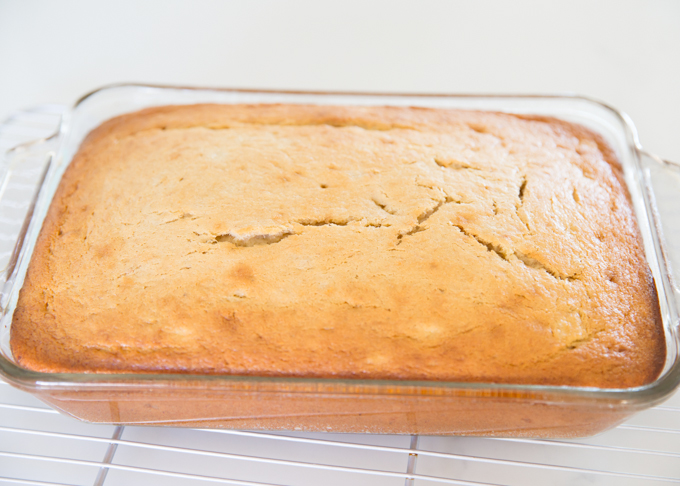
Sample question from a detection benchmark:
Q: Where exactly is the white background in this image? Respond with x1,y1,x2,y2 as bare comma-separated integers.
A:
0,0,679,162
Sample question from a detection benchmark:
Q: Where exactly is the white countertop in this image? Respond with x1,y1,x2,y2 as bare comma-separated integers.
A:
0,0,678,162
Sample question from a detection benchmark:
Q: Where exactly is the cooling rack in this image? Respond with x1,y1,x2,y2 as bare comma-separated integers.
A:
0,106,678,486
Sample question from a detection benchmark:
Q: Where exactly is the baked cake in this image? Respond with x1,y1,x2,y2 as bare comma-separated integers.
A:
10,104,666,388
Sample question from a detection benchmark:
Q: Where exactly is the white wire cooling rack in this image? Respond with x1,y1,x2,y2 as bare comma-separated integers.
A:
0,106,679,486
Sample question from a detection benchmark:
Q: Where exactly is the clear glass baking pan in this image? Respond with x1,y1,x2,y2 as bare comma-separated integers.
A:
0,84,678,437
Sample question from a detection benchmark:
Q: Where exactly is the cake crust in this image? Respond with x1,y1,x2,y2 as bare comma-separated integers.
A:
10,104,666,387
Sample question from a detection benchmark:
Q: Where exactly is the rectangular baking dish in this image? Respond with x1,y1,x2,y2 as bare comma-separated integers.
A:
0,84,678,438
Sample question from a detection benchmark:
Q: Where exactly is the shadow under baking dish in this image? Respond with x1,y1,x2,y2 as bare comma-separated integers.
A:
0,85,678,437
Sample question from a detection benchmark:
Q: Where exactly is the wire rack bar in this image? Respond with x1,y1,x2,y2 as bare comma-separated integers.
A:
495,437,680,458
0,403,59,413
0,478,79,486
404,435,420,486
618,424,680,434
92,426,124,486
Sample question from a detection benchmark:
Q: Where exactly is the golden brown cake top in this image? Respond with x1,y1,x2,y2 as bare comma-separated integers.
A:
10,104,665,387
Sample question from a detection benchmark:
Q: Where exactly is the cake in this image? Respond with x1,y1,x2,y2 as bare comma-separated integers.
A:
10,103,666,388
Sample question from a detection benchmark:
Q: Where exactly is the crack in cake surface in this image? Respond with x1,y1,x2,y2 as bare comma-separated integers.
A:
396,197,454,244
452,224,577,281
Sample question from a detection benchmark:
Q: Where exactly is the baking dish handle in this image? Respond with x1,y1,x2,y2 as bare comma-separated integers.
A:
640,150,680,310
0,137,56,306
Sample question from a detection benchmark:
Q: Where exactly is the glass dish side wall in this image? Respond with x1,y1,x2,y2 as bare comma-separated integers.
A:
29,381,634,437
0,86,678,437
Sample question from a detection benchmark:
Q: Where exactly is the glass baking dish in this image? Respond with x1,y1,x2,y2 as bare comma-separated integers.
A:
0,84,678,438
